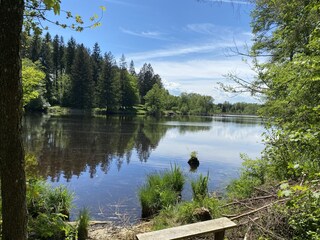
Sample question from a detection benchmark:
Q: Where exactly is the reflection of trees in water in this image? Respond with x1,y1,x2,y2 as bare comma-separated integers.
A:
212,116,262,125
135,117,168,162
23,115,212,182
178,125,211,134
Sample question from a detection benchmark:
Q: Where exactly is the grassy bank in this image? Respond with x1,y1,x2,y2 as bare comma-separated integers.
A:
47,105,148,117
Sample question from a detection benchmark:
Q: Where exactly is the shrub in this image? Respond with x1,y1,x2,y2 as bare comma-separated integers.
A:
28,212,76,240
27,179,75,239
226,155,268,199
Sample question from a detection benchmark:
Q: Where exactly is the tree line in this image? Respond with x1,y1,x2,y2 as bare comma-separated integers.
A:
22,32,261,115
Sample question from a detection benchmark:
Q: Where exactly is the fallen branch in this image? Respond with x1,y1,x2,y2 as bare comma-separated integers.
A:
248,216,286,240
222,195,276,208
254,187,273,195
236,217,260,227
230,198,289,221
243,223,252,240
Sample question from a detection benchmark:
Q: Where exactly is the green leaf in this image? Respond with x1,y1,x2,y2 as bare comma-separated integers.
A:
100,6,106,11
280,183,289,190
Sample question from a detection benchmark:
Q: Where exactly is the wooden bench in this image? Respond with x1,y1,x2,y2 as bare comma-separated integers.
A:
136,217,236,240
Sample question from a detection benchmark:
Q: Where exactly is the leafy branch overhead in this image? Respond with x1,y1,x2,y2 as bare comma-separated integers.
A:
24,0,106,34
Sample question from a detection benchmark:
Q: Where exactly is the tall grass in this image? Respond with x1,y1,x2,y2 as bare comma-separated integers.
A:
77,207,90,240
152,196,223,230
163,164,185,192
138,165,185,218
191,173,209,202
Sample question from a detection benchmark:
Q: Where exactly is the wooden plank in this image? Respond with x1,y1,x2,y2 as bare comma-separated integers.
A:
136,217,236,240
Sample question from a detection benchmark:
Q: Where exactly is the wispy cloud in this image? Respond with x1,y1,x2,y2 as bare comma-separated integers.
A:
120,27,168,40
103,0,137,7
126,40,244,61
186,23,218,35
206,0,252,5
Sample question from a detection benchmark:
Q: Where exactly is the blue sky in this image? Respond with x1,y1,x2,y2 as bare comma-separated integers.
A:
46,0,258,103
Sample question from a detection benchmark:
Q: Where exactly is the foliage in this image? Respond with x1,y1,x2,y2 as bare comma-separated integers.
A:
77,207,90,240
216,101,261,115
22,58,46,109
177,92,214,115
138,165,185,218
24,0,105,35
277,179,320,239
138,63,162,102
69,44,94,109
21,32,263,116
190,151,198,159
144,83,168,115
219,1,320,238
27,179,75,239
28,213,77,240
227,155,269,199
191,173,209,202
25,153,40,179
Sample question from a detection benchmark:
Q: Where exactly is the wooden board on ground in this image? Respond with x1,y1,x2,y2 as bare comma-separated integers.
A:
136,217,237,240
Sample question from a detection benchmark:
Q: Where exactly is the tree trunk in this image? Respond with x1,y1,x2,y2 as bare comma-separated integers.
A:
0,0,27,239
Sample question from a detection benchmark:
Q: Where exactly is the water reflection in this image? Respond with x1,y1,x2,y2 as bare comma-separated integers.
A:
23,115,213,181
23,114,264,222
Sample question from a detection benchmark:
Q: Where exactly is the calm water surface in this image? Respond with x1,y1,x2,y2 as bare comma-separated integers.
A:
23,114,264,223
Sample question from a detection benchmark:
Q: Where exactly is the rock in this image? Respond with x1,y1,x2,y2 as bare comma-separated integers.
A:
188,156,200,170
192,207,212,221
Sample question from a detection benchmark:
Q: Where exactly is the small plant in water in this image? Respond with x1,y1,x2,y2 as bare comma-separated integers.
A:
191,173,209,202
77,207,90,240
190,151,198,159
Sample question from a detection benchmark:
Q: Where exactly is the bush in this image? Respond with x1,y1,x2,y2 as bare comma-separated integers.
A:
28,213,76,240
280,182,320,239
27,179,75,239
226,155,268,199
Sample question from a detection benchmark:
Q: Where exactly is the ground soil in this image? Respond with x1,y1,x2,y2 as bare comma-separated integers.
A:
88,221,152,240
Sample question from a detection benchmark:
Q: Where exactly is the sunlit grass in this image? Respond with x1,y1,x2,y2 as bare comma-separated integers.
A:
138,165,185,218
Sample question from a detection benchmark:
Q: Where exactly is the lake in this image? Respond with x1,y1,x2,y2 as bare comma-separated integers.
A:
23,114,264,224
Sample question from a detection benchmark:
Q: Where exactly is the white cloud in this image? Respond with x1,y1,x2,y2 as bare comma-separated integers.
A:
148,58,258,103
126,40,244,61
185,23,237,36
120,27,168,40
122,24,257,103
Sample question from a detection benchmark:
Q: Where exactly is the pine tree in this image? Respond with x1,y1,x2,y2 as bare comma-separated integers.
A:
30,34,41,62
52,34,60,79
65,37,76,75
129,60,136,76
91,42,103,106
138,63,161,103
70,44,94,109
59,36,65,75
39,32,53,103
97,52,120,110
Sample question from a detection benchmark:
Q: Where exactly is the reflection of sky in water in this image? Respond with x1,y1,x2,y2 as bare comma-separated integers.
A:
30,116,264,223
